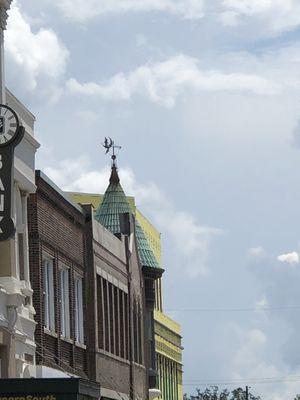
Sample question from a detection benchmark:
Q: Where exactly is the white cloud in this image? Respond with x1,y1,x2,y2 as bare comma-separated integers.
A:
248,250,300,377
48,0,300,38
255,295,269,310
43,155,222,278
50,0,204,22
248,246,266,257
76,110,99,126
5,2,69,100
229,326,300,400
277,251,299,265
158,211,223,277
67,54,280,108
221,0,300,36
223,0,283,16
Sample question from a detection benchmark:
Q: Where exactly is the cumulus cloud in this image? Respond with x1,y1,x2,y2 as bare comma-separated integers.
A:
232,328,267,375
67,54,280,108
277,251,299,265
45,0,300,39
229,325,300,400
48,0,204,22
5,2,69,101
43,155,222,277
221,0,300,36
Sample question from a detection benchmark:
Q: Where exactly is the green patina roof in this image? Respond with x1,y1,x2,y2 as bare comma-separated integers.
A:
95,165,160,269
135,221,160,269
94,166,132,234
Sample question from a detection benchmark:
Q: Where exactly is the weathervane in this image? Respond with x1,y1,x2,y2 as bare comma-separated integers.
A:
102,137,121,164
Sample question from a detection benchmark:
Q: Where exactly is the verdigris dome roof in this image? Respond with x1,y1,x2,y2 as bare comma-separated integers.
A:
95,164,160,269
135,221,160,269
95,165,132,234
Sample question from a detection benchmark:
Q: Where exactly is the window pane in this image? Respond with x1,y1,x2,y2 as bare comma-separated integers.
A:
43,259,49,329
43,258,55,331
49,262,55,331
75,277,84,343
60,269,65,336
60,268,70,338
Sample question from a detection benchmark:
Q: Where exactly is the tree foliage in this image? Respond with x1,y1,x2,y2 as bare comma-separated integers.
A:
184,386,261,400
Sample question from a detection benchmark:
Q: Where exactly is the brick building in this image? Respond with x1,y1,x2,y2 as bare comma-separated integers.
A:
28,171,88,378
69,182,184,400
28,164,161,399
91,163,163,398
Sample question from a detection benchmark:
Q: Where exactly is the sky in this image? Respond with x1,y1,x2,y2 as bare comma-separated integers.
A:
5,0,300,399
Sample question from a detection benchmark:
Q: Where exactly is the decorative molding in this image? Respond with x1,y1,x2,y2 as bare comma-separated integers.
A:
0,0,12,31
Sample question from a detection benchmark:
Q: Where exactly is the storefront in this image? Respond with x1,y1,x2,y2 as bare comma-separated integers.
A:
0,378,100,400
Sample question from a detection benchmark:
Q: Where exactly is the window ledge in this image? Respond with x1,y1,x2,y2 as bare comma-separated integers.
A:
44,328,58,338
75,341,86,349
61,336,73,344
97,348,130,365
133,361,146,370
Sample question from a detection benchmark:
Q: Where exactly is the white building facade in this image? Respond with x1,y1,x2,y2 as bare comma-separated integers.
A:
0,90,39,378
0,1,39,378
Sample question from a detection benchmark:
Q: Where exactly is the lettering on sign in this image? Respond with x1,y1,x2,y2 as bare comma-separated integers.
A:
0,396,57,400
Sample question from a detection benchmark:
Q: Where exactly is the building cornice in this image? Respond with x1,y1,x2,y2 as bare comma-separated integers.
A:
0,0,12,30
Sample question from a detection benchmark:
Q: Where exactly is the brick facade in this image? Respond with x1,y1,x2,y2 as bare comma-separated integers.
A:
28,171,88,378
28,171,154,399
83,206,148,400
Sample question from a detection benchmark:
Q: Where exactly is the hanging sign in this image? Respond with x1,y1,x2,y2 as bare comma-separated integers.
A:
0,104,24,241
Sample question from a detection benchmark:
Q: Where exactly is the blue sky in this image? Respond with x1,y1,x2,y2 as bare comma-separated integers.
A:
6,1,300,398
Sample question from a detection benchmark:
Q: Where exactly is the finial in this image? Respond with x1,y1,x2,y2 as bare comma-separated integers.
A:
102,137,122,166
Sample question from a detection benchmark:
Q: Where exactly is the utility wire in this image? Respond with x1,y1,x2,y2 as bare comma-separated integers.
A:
165,305,300,313
184,374,300,386
184,378,300,386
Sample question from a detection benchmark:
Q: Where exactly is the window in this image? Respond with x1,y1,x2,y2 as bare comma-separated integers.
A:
75,277,84,344
97,276,104,349
18,233,25,280
60,268,70,338
43,257,55,331
16,188,25,281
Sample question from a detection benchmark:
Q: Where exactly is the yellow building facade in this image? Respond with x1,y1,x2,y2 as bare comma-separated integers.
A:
68,191,183,400
136,209,183,400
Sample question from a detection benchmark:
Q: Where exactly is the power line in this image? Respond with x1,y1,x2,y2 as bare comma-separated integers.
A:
165,305,300,313
184,374,300,386
184,378,300,386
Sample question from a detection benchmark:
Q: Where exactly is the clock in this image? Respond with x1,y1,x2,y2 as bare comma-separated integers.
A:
0,104,20,147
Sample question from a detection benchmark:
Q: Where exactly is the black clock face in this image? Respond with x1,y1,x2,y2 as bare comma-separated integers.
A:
0,105,19,146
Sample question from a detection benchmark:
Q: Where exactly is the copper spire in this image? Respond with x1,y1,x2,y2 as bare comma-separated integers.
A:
109,164,120,184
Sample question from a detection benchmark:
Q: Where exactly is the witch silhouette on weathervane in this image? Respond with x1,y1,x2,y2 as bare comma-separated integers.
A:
102,137,122,164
